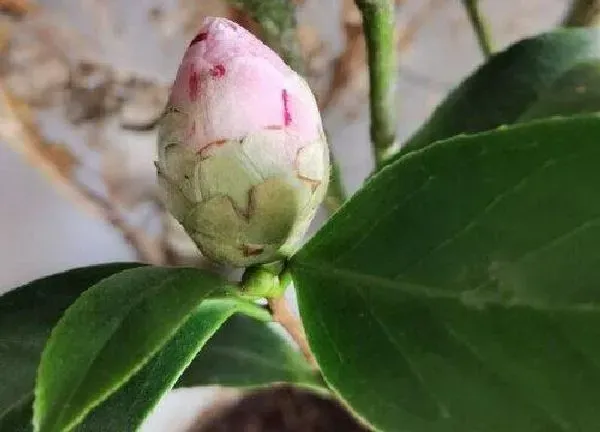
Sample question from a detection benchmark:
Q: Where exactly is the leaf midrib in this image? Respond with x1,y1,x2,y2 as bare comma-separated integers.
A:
124,307,238,430
38,272,194,432
298,263,581,431
292,260,600,312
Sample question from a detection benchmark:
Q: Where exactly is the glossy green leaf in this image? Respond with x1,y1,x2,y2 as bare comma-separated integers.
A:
33,266,233,432
76,299,269,432
291,114,600,432
0,263,142,431
518,60,600,122
76,307,319,431
400,28,600,154
74,301,321,431
177,314,320,389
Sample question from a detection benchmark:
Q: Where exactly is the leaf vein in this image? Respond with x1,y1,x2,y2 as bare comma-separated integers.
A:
293,261,600,312
395,156,559,277
354,284,451,419
45,272,188,431
439,318,571,431
331,175,435,265
469,214,600,295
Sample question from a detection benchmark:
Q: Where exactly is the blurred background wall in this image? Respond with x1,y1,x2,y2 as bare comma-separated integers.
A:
0,0,571,429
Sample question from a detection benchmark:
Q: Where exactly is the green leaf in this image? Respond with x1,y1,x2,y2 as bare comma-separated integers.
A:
33,266,233,432
401,28,600,153
76,306,320,431
291,114,600,432
177,314,320,389
0,263,142,431
76,299,269,432
518,60,600,122
227,0,303,72
74,300,322,431
0,397,33,432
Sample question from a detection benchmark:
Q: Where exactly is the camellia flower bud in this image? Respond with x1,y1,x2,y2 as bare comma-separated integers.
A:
156,17,330,267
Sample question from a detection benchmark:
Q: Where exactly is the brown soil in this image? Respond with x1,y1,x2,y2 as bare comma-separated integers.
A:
191,385,371,432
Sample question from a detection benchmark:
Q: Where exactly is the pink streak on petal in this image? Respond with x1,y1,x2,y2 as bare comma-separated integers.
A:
210,64,226,78
189,32,208,47
186,121,196,140
282,89,292,126
188,64,199,102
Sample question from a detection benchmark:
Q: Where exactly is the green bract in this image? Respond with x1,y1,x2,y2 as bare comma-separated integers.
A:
157,122,329,267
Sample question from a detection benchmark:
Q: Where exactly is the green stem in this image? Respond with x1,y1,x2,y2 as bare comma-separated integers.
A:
461,0,493,58
563,0,600,27
355,0,398,169
240,264,284,298
228,0,304,72
324,154,347,213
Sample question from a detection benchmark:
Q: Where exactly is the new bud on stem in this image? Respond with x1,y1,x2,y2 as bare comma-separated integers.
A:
156,17,330,267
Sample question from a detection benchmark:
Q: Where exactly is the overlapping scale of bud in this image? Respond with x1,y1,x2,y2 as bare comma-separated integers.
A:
156,17,330,267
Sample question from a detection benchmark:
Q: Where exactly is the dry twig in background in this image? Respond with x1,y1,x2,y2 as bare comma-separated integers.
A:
461,0,493,57
319,0,366,111
0,82,166,265
321,0,440,115
0,0,36,17
563,0,600,26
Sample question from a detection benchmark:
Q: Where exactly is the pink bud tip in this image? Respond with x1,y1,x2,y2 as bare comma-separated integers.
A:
167,17,322,154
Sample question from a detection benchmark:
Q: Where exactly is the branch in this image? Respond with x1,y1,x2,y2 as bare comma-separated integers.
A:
324,155,346,213
228,0,304,73
268,295,317,367
461,0,493,58
354,0,398,169
0,82,166,265
240,264,316,367
0,0,36,16
318,0,365,112
563,0,600,27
